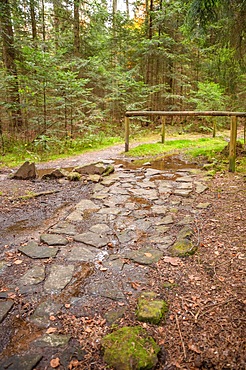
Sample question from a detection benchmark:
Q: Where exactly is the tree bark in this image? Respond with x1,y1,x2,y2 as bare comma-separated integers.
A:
0,0,23,131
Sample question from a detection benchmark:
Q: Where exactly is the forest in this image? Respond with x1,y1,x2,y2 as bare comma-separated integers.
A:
0,0,245,155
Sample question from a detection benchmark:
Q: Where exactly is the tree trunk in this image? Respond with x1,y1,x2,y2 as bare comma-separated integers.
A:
74,0,80,56
0,0,23,131
30,0,37,43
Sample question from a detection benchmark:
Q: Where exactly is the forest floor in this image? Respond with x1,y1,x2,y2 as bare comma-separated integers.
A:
0,142,245,370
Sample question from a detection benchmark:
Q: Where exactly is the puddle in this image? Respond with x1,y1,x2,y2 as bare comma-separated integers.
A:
116,155,197,171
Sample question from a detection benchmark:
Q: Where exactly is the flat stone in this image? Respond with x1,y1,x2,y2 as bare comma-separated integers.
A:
86,280,125,300
41,168,67,180
125,247,163,265
160,214,173,225
0,354,42,370
154,236,175,250
173,189,192,197
88,174,101,182
176,182,193,189
18,241,58,259
195,182,208,194
134,219,152,232
66,210,84,221
75,199,100,212
151,205,167,215
35,334,71,347
44,265,74,293
29,301,62,328
0,300,14,323
19,266,45,286
0,260,7,275
197,202,211,209
40,234,68,246
178,215,193,225
116,230,136,244
155,225,170,233
102,257,125,272
74,231,109,248
67,245,101,262
101,326,160,370
105,307,126,325
130,188,158,200
75,162,106,175
49,221,77,235
176,176,194,182
101,175,118,186
136,291,168,324
91,193,108,200
97,207,121,215
89,223,111,234
145,168,162,176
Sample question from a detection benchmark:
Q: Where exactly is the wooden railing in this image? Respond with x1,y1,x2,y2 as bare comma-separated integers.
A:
125,111,246,172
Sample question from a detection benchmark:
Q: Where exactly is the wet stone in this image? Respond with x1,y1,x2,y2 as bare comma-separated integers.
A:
67,245,102,262
125,247,163,265
35,334,71,347
40,234,68,246
0,353,42,370
49,221,77,235
44,265,74,293
19,266,45,286
86,279,125,300
18,241,58,259
0,299,14,323
74,231,109,248
29,301,63,328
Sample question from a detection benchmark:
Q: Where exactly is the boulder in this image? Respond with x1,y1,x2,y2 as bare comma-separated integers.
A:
12,161,37,180
136,292,168,324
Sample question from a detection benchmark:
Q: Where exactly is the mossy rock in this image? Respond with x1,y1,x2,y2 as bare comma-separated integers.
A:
101,326,160,370
169,238,197,257
177,226,193,240
67,171,82,181
136,292,168,324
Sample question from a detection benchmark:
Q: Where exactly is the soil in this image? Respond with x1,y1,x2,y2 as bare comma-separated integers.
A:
0,143,245,370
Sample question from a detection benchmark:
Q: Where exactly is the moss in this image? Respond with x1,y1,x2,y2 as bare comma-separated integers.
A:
170,238,197,257
67,171,82,181
101,326,160,370
136,292,168,324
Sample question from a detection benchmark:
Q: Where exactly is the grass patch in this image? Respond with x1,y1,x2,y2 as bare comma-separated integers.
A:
126,137,227,159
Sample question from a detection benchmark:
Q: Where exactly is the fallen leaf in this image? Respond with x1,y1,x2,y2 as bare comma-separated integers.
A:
163,256,181,266
14,259,23,265
50,357,60,368
144,252,152,258
188,343,201,353
100,267,108,271
68,359,80,369
46,327,57,334
65,303,71,309
49,315,56,321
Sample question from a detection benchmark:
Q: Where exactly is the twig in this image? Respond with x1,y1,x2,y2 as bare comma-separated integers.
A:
175,313,187,359
194,297,237,322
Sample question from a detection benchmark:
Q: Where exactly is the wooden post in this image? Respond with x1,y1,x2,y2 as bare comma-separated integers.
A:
125,116,130,152
212,119,216,138
229,116,237,172
161,116,166,143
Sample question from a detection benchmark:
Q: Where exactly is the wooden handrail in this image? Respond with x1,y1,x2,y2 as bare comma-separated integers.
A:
125,110,246,117
124,110,246,172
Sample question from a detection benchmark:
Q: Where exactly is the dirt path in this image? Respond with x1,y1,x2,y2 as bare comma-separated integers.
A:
0,148,245,369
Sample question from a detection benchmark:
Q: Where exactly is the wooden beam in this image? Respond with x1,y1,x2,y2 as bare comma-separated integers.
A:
229,116,237,172
125,116,130,152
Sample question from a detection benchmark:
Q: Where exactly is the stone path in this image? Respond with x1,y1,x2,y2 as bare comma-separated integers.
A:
0,159,209,369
